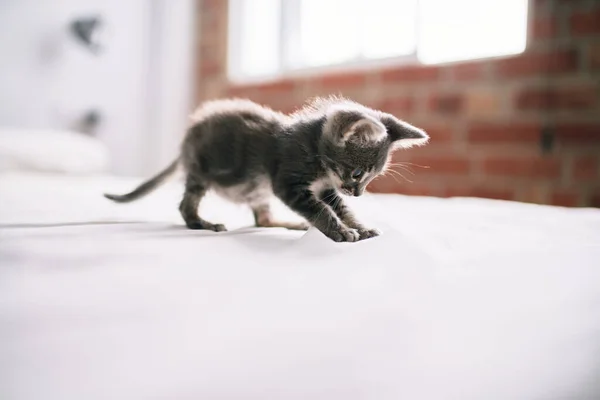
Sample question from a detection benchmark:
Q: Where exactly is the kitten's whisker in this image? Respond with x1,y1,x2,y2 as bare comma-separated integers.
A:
387,163,413,173
386,169,413,183
314,191,337,225
397,167,415,176
322,197,336,231
315,200,329,220
322,192,336,206
387,174,405,186
392,162,430,169
388,162,417,170
393,170,414,183
382,171,403,186
333,196,344,230
388,165,415,176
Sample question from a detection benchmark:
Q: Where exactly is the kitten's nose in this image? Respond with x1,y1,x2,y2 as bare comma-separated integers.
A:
353,187,361,196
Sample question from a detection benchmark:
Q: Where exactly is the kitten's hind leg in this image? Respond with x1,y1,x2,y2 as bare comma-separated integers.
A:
252,203,310,231
179,179,227,232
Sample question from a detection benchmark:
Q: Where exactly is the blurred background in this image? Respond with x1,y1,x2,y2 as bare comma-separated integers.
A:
1,0,599,207
0,0,196,175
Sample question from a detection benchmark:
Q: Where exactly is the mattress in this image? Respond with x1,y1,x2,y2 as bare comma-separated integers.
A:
1,172,599,400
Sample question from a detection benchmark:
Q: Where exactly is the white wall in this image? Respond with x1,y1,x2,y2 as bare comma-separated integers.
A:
0,0,196,176
145,0,197,173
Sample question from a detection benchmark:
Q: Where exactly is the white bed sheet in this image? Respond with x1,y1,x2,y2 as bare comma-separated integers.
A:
1,172,599,400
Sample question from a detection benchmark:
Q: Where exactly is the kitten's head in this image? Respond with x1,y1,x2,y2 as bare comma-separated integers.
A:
320,104,428,197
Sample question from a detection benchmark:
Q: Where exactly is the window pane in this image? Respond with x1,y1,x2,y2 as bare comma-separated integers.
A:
361,0,417,59
418,0,528,64
235,0,281,78
299,0,362,67
296,0,417,68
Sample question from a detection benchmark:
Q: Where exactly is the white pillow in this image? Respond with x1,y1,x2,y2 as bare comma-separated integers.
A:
0,128,110,174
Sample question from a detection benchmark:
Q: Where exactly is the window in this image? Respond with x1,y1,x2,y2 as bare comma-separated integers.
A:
228,0,529,82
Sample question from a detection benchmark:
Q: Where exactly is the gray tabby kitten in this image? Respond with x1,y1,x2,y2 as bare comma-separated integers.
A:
104,96,428,242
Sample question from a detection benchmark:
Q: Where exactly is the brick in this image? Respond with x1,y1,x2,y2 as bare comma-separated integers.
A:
465,89,502,118
226,85,253,98
200,79,227,100
200,12,221,34
590,191,600,208
200,2,226,38
570,8,600,36
589,43,600,69
521,183,549,204
237,95,299,113
468,123,540,144
257,79,297,94
443,186,514,201
202,0,223,12
200,42,219,61
572,156,599,181
533,0,552,10
495,49,578,78
277,103,301,115
534,0,588,10
516,86,597,110
551,190,580,207
318,72,367,89
376,96,414,115
199,59,222,78
408,155,470,175
230,79,297,97
555,123,600,144
557,0,593,4
482,156,561,178
538,0,595,14
449,62,486,81
417,125,455,143
427,93,464,114
381,66,440,83
531,16,558,40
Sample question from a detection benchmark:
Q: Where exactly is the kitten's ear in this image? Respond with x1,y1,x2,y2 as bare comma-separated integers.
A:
324,108,387,144
380,114,429,150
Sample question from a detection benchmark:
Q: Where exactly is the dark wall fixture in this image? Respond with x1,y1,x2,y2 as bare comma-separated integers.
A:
79,109,102,136
69,15,104,54
540,125,555,154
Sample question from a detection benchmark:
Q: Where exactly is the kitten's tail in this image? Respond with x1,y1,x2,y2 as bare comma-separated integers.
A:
103,158,180,203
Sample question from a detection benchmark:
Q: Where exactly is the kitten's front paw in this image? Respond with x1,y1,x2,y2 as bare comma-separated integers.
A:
357,228,381,240
327,227,360,242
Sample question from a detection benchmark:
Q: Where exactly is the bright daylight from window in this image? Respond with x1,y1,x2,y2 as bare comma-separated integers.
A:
228,0,529,81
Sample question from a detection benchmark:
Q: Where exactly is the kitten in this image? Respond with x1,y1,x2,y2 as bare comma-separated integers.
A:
104,96,428,242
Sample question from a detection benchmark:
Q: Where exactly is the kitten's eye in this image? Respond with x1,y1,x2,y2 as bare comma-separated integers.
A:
351,168,363,179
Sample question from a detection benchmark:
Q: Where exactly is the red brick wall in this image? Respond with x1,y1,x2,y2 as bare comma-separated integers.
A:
196,0,600,207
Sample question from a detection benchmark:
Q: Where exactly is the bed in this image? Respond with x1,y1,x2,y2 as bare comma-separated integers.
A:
1,131,600,400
